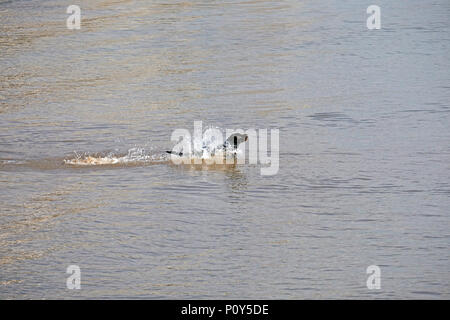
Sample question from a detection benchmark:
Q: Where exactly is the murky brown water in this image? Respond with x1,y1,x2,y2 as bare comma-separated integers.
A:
1,0,449,299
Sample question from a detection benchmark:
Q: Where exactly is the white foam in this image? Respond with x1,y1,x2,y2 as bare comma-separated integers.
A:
64,147,162,166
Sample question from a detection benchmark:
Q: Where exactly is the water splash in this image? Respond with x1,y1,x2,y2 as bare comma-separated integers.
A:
187,127,246,160
64,147,167,166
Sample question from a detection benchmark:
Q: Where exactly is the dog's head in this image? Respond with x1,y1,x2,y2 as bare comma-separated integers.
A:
225,133,248,149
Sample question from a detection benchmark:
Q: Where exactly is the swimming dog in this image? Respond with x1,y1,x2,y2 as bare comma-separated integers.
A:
166,133,248,159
